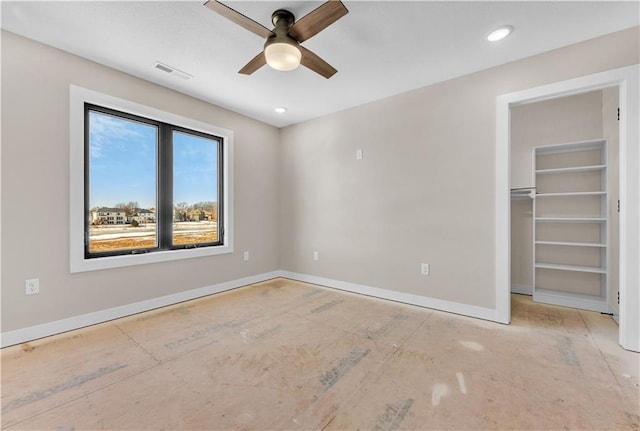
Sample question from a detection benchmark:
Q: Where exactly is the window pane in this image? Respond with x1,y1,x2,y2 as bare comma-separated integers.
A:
88,110,158,253
172,130,219,246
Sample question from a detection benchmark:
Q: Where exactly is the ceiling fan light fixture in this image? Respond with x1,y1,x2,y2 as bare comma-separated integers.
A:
265,42,301,71
207,1,348,78
486,25,513,42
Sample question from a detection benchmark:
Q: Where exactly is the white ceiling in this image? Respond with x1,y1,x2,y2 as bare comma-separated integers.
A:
2,1,638,127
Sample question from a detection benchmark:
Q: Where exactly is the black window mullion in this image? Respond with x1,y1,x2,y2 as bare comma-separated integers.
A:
83,104,92,258
217,138,224,242
158,124,173,250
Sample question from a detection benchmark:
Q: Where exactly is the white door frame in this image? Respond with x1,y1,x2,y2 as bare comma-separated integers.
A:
495,64,639,352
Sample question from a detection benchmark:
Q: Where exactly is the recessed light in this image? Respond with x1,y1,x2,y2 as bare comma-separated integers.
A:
274,107,287,113
486,26,513,42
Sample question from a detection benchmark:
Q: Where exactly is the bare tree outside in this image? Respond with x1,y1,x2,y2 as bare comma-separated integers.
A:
115,201,139,217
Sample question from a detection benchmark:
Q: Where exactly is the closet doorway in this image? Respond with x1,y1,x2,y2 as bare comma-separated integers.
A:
510,90,617,314
495,65,639,352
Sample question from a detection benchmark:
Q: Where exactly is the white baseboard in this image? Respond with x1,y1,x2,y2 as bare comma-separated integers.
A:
279,271,499,322
511,284,533,295
0,271,281,348
1,270,503,348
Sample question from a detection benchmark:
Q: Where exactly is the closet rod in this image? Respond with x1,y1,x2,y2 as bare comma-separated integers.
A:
510,187,535,199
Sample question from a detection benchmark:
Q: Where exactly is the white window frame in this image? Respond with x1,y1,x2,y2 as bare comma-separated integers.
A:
70,85,234,273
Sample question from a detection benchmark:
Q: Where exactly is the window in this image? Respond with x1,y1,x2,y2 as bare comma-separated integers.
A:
71,86,233,272
85,105,223,257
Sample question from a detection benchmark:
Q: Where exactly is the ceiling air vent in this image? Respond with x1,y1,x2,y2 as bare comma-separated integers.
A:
153,62,193,80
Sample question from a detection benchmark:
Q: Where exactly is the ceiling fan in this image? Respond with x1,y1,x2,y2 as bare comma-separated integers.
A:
204,0,349,79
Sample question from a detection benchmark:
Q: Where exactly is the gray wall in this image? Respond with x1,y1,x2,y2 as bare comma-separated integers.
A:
2,26,638,333
279,26,639,309
510,198,533,291
1,31,281,332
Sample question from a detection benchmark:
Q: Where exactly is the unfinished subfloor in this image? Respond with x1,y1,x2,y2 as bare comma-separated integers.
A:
2,278,639,430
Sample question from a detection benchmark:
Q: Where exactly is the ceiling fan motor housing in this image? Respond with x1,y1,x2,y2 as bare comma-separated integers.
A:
271,9,295,28
265,9,298,49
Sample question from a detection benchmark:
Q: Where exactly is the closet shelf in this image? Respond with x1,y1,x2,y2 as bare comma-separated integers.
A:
535,262,606,274
535,217,606,223
536,191,606,197
535,240,606,248
534,288,606,301
531,138,608,313
533,289,608,313
535,165,606,175
535,138,606,154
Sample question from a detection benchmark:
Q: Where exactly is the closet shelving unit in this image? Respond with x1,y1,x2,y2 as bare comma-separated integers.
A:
532,139,608,312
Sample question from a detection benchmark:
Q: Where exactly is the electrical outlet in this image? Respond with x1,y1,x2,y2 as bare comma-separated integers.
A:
356,149,363,160
313,251,319,261
243,251,249,261
421,264,430,276
26,278,40,295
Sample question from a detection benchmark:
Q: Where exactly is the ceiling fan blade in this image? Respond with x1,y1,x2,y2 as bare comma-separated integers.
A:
289,0,348,43
299,46,337,79
238,52,267,75
204,1,273,39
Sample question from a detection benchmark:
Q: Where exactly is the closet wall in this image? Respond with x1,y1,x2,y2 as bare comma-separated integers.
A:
510,197,533,293
510,91,605,295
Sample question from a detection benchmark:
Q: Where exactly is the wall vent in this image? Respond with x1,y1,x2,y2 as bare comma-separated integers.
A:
153,62,193,80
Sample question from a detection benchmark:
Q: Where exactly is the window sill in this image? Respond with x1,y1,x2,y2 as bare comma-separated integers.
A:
70,244,233,273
